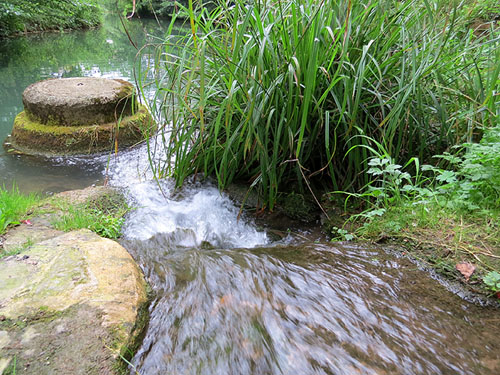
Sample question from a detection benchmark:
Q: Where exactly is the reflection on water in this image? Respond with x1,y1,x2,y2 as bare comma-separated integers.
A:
123,238,499,375
0,5,168,193
0,153,107,194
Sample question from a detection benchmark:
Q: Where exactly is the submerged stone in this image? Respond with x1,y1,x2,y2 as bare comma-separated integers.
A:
4,77,156,156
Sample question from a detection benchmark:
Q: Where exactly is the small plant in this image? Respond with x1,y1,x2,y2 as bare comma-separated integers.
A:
336,138,437,222
52,205,127,239
330,226,354,242
0,186,40,234
483,271,500,295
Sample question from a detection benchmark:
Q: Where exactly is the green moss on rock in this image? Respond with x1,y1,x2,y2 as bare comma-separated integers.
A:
4,105,155,156
281,192,318,223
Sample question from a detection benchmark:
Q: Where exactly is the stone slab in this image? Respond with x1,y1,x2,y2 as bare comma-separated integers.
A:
22,77,136,126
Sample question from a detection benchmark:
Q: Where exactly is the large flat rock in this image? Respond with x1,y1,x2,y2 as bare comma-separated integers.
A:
0,229,148,374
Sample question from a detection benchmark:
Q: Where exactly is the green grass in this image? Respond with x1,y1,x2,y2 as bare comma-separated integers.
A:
0,186,40,234
51,201,129,239
0,186,128,240
139,0,500,210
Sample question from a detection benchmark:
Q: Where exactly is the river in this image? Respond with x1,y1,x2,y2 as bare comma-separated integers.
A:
0,3,498,375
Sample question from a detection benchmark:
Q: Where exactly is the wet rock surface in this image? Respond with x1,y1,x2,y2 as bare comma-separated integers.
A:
0,187,148,374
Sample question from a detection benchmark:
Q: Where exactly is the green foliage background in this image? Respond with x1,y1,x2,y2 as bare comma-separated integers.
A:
0,0,101,37
121,0,217,17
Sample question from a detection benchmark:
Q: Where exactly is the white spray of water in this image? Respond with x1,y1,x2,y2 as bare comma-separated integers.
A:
106,140,268,249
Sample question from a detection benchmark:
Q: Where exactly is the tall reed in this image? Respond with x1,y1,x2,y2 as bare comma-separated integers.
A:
138,0,500,209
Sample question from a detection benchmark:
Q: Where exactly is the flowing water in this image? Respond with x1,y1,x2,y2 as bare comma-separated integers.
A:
0,4,499,375
124,238,500,375
108,150,499,375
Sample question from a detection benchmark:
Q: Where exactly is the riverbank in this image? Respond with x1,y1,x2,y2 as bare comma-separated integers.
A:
336,204,500,304
0,186,148,374
0,0,101,38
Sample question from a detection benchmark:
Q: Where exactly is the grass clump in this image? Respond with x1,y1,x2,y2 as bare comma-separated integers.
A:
52,206,126,239
52,197,129,239
0,0,101,38
140,0,499,210
0,186,39,234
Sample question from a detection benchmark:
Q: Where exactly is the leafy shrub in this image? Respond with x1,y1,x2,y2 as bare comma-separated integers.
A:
0,0,101,37
429,124,500,210
136,0,181,17
132,0,218,18
339,123,500,220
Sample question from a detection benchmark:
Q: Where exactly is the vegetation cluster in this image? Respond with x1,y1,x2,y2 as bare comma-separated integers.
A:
0,187,127,253
120,0,191,18
136,0,499,296
0,0,101,37
51,193,129,239
0,186,39,234
141,0,499,208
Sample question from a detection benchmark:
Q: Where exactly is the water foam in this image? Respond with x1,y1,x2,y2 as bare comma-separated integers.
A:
106,142,268,249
